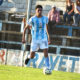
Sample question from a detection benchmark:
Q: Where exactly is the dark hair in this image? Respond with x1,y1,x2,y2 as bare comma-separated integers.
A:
35,5,43,10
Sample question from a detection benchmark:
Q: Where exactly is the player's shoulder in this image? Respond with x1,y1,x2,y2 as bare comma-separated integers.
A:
30,16,37,20
42,16,48,20
43,16,48,19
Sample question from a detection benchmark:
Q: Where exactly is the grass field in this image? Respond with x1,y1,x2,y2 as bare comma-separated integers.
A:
0,65,80,80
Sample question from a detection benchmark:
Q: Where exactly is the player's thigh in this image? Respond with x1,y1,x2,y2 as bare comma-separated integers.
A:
30,41,39,52
40,40,48,49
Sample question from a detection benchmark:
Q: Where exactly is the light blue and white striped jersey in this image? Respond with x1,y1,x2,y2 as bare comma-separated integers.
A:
28,16,48,41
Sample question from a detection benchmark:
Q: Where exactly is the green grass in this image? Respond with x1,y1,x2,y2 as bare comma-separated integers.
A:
0,65,80,80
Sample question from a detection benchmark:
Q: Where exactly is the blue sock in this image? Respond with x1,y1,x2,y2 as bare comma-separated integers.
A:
45,57,49,68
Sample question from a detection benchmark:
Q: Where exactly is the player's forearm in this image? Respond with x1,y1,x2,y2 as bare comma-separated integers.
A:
22,25,29,39
46,25,50,41
47,30,50,39
47,30,51,44
22,28,26,39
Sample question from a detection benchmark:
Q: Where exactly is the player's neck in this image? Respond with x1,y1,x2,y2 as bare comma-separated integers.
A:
36,14,42,18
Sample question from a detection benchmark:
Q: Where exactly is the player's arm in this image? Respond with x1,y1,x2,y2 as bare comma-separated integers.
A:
46,24,51,44
22,24,30,43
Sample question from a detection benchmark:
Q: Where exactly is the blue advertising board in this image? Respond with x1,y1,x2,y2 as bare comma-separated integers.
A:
24,52,80,73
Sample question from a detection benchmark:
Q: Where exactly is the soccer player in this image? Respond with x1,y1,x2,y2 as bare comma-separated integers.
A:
22,5,51,69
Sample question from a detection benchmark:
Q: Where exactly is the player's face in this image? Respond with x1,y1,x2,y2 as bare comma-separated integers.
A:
36,8,42,17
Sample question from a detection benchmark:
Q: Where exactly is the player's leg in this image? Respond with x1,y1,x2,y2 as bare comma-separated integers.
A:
25,51,35,64
25,41,39,65
40,40,50,68
43,48,50,68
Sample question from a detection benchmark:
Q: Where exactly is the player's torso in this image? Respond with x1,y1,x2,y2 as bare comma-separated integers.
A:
31,16,48,41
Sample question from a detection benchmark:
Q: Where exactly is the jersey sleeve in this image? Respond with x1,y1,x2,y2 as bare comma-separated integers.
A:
27,17,33,26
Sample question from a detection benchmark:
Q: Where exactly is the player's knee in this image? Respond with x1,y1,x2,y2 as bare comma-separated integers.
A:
30,52,35,59
30,56,34,59
44,53,48,58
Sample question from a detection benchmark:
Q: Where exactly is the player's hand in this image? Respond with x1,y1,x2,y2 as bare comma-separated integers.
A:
48,41,51,45
48,38,51,44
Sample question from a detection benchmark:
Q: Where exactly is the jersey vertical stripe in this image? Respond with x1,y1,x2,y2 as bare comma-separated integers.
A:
28,16,48,41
